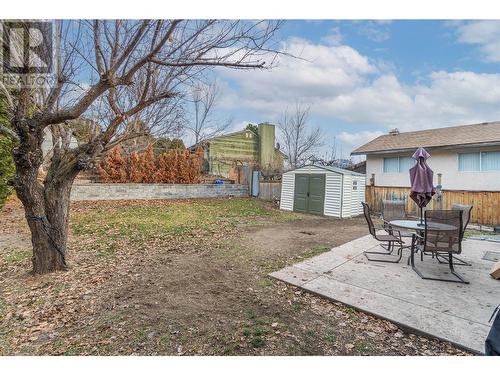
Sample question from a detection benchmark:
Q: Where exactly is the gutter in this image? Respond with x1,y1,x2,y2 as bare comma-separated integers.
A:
351,141,500,156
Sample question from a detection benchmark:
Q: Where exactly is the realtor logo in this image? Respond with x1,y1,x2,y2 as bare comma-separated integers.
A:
1,20,55,87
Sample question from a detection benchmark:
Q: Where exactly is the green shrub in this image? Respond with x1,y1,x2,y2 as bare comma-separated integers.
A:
0,96,15,208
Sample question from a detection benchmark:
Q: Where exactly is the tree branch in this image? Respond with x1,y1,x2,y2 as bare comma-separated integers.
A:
0,81,15,111
0,123,19,141
93,20,106,74
101,91,177,144
40,81,111,126
150,58,265,69
108,20,150,74
119,20,181,82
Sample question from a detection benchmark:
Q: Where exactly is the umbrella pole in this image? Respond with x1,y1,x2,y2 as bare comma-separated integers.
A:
419,207,424,226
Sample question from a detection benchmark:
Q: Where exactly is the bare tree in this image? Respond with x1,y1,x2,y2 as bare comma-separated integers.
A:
311,137,338,166
278,103,323,169
0,19,282,274
187,80,231,144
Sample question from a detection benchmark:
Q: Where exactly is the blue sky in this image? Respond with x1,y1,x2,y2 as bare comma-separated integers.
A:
210,20,500,161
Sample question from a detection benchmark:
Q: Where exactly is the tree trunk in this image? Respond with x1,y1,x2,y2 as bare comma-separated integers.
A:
11,124,74,274
25,202,69,274
14,169,74,274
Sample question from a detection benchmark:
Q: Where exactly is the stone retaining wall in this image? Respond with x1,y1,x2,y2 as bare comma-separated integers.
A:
70,183,249,201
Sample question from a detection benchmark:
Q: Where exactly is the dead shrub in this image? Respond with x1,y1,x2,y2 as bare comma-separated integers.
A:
98,145,204,184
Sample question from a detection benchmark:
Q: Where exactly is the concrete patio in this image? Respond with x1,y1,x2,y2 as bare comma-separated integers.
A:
270,234,500,354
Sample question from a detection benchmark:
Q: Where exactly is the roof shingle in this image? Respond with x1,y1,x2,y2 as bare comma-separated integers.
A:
351,121,500,155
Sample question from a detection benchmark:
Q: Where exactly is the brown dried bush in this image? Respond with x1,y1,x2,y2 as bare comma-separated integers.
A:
98,145,204,184
97,146,128,183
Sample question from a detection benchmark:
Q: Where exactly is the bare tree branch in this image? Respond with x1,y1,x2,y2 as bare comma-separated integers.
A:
186,80,231,144
0,123,19,141
278,103,323,169
150,58,265,69
93,20,106,74
102,90,177,144
1,18,284,274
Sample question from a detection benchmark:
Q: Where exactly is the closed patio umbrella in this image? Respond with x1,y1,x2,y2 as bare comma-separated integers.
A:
409,147,435,225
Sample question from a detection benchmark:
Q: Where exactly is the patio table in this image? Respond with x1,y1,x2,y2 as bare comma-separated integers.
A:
389,219,457,232
388,219,459,263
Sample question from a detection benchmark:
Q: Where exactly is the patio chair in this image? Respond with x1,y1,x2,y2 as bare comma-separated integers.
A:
409,209,469,284
435,204,473,266
361,202,404,263
452,204,473,233
381,200,413,248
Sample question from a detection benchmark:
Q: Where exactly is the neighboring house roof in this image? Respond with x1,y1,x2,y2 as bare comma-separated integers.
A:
275,148,287,158
188,129,255,150
319,164,365,176
188,128,286,157
346,160,366,174
351,121,500,155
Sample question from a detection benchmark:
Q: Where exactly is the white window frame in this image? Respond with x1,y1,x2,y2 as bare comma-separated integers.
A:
383,156,414,174
457,151,500,172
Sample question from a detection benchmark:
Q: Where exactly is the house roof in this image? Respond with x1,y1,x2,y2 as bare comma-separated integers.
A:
187,128,287,157
187,129,254,150
351,121,500,155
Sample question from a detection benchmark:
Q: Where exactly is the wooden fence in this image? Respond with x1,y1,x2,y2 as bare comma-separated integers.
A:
258,181,281,201
365,186,500,226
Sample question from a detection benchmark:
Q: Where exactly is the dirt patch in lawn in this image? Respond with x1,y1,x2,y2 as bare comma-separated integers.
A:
0,198,469,355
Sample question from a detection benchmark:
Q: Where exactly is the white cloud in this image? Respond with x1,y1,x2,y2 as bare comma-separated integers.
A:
229,120,254,132
321,26,343,46
320,74,414,126
216,34,500,155
454,20,500,62
338,130,385,147
357,21,391,43
218,37,378,116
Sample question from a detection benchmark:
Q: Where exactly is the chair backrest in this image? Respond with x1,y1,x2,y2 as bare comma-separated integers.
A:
451,204,473,232
382,200,406,222
423,210,463,254
361,202,376,237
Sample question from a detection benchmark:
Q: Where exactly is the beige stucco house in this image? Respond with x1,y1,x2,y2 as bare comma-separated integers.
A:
351,121,500,226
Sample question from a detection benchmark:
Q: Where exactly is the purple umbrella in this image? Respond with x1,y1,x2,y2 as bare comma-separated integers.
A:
409,147,436,225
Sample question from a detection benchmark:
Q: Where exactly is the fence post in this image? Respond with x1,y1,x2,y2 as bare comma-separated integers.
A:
436,173,443,209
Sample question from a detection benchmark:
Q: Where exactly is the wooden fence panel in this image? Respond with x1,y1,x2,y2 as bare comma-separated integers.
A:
365,186,500,226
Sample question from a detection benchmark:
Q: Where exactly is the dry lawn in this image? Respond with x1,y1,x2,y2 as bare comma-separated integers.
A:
0,197,470,355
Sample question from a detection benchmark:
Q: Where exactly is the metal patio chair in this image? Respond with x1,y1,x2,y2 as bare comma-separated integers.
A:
452,204,473,232
409,209,469,284
361,202,404,263
435,204,473,266
381,200,413,249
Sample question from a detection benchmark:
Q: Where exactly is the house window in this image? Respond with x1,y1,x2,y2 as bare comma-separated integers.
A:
458,153,480,171
398,157,416,172
383,157,415,173
482,151,500,171
459,151,500,171
383,157,399,173
352,180,358,190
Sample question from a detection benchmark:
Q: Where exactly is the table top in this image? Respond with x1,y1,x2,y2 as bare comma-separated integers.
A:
389,219,457,231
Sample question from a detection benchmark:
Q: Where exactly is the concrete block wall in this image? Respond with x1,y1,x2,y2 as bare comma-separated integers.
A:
70,183,249,201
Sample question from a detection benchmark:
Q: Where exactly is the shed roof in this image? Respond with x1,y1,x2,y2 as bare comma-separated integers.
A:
284,164,365,177
351,121,500,155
